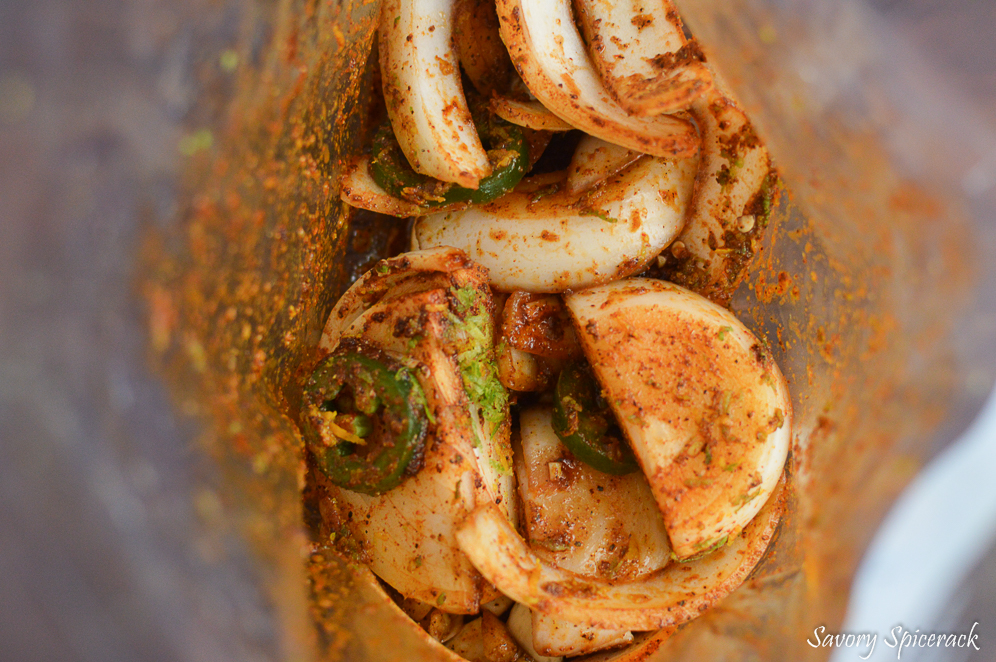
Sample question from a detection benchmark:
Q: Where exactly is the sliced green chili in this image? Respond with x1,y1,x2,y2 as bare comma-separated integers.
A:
301,350,428,495
369,107,528,209
551,361,639,476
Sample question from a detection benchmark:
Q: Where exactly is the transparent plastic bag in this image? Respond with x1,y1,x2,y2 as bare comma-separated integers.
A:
8,0,992,659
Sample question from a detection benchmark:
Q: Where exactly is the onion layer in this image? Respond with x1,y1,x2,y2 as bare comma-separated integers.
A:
495,0,699,158
564,279,791,559
658,88,774,305
566,135,642,195
380,0,490,188
413,155,697,292
455,478,785,630
573,0,712,116
490,96,575,132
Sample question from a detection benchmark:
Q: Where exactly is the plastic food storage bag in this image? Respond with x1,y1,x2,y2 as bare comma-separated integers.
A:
3,0,994,660
144,0,996,660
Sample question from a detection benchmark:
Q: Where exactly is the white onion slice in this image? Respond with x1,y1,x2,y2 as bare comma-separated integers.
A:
490,96,575,132
412,155,697,292
665,88,772,303
516,407,671,580
320,246,482,352
530,610,632,657
573,0,712,116
321,290,491,612
565,135,642,194
379,0,490,188
321,249,516,530
564,279,791,559
318,249,516,611
506,604,563,662
455,478,784,630
339,156,423,218
494,0,699,158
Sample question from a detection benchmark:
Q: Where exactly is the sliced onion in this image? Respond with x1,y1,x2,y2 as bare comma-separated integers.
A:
564,279,791,559
379,0,490,188
455,478,785,630
323,249,515,530
320,246,484,353
321,291,491,612
516,407,672,580
318,250,516,611
566,135,643,195
339,155,423,218
567,630,675,662
490,96,575,132
660,88,772,304
412,155,697,292
573,0,712,116
494,0,699,158
506,604,563,662
530,610,632,657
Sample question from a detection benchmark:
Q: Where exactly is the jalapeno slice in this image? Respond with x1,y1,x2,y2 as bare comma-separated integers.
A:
301,350,428,495
551,360,639,476
369,108,528,209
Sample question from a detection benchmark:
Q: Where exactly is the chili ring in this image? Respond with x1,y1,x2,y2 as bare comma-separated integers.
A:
551,360,639,475
302,349,428,495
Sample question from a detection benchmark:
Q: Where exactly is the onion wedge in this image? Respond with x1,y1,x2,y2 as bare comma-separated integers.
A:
564,279,791,559
530,609,632,657
320,246,481,352
490,96,575,132
318,249,515,611
334,256,516,529
412,155,697,292
516,407,672,581
659,88,774,305
573,0,712,116
565,135,642,195
455,478,785,630
340,156,423,217
379,0,490,188
494,0,698,158
320,292,492,612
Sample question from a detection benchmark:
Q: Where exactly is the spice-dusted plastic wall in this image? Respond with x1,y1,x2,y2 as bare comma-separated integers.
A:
2,1,994,662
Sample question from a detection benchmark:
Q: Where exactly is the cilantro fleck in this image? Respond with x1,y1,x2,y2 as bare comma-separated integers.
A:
717,325,733,341
529,183,559,203
730,489,761,508
454,285,477,313
580,208,618,224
